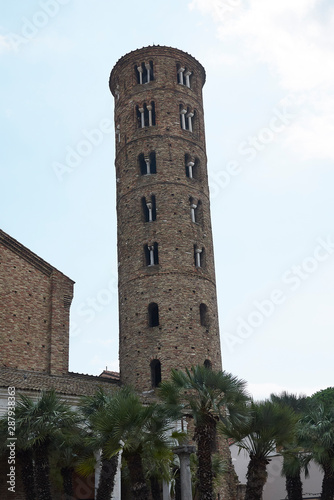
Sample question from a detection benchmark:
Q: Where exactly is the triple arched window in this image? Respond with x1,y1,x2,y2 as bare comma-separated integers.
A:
177,64,192,88
136,102,156,128
135,61,154,84
179,105,195,132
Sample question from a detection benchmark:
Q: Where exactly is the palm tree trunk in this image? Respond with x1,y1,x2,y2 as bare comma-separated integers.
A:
285,473,303,500
34,441,52,500
195,417,216,500
244,455,269,500
321,464,334,500
150,476,162,500
126,451,150,499
61,466,74,500
96,454,119,500
18,449,36,500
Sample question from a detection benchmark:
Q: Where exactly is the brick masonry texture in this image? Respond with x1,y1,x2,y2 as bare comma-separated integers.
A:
0,230,73,375
110,46,223,391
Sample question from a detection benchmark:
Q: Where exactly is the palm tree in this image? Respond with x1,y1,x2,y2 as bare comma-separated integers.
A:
0,416,36,500
270,392,309,500
80,386,181,500
298,403,334,500
159,365,249,500
79,388,120,500
222,399,296,500
14,390,79,500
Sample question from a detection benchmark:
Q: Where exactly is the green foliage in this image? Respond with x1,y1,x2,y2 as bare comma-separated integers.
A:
310,387,334,411
222,400,296,459
159,365,250,426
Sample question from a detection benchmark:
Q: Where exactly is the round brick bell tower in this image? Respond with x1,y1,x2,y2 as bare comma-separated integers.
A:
109,46,223,391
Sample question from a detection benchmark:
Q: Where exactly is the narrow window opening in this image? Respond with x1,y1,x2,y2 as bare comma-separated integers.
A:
148,303,159,327
204,359,212,369
139,152,156,175
142,196,156,222
149,151,157,173
145,242,159,266
185,155,200,179
177,64,192,88
200,304,210,327
136,61,154,84
190,197,198,223
194,245,203,267
180,106,194,131
136,102,155,128
150,359,161,388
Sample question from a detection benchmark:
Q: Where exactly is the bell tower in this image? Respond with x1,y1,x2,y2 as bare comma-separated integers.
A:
109,46,222,391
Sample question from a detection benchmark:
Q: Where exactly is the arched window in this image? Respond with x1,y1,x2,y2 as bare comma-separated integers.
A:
142,195,156,222
189,197,201,224
138,151,156,175
136,102,156,128
185,155,200,180
144,242,159,266
150,359,161,387
176,64,192,88
204,359,212,369
194,245,205,268
179,105,194,132
200,303,209,327
148,302,159,327
136,61,154,84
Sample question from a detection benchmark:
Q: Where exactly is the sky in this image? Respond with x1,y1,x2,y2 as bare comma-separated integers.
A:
1,0,333,401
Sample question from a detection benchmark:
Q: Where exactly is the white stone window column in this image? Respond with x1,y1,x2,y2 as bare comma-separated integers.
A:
146,201,153,222
144,157,151,174
139,107,145,128
115,85,120,100
148,245,155,266
184,70,192,88
191,203,197,223
186,111,194,132
145,62,151,83
116,125,121,143
178,67,185,85
187,161,194,179
180,108,187,130
195,248,202,267
137,65,143,84
147,104,153,126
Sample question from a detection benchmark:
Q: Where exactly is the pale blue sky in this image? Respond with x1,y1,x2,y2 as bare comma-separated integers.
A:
1,0,333,400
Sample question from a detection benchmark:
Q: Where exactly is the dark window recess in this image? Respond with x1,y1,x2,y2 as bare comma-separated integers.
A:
185,154,199,180
204,359,212,369
200,303,209,327
144,242,159,266
136,102,156,128
135,61,154,84
179,105,194,131
194,246,205,268
142,195,156,222
139,151,156,175
148,303,159,327
176,63,192,88
150,359,161,387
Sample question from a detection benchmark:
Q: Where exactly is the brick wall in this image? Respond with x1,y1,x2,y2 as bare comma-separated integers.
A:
0,231,74,375
110,46,223,391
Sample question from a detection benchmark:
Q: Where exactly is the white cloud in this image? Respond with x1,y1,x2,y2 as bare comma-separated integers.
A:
190,0,334,161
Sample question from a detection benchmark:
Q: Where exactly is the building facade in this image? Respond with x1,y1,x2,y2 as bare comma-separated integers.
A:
109,45,223,391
